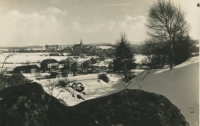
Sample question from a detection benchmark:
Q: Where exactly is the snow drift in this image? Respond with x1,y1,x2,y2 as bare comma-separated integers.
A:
126,56,199,126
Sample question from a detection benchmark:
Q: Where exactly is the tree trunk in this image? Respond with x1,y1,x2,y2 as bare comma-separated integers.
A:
123,49,129,82
123,67,128,82
170,42,174,70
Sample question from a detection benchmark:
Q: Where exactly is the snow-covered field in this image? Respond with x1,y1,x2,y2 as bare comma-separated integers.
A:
0,53,68,63
0,53,145,64
97,46,113,49
134,54,146,64
35,73,126,106
0,53,146,71
92,59,113,67
0,53,96,65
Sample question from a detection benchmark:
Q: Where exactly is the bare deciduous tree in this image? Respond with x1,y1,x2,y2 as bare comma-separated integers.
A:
46,79,56,96
0,53,15,73
0,53,16,89
146,0,190,69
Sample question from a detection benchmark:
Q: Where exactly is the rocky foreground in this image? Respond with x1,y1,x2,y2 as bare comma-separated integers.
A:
0,82,189,126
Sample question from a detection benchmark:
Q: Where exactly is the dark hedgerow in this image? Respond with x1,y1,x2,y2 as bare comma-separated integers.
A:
98,73,109,83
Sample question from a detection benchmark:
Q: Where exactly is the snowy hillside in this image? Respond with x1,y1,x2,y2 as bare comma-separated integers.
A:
35,56,199,126
126,56,199,126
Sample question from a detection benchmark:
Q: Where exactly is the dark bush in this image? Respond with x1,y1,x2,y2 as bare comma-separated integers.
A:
55,79,69,88
98,73,109,83
0,74,29,89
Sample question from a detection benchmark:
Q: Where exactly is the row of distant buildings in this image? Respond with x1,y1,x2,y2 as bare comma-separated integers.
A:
0,47,45,52
12,59,58,74
13,57,107,73
11,56,110,79
1,45,66,52
0,40,115,54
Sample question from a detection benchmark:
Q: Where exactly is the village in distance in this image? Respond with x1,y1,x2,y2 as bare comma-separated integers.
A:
0,40,144,79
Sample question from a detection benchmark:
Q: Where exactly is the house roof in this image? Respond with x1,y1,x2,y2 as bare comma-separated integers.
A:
49,72,62,78
59,57,75,64
83,60,92,64
90,57,97,63
41,59,58,64
13,65,39,72
49,53,60,56
73,44,84,48
73,44,81,47
67,57,75,62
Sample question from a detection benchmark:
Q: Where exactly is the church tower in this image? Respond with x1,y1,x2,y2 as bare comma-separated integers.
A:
80,39,83,48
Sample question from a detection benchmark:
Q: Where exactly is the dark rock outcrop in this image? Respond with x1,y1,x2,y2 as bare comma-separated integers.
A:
0,82,189,126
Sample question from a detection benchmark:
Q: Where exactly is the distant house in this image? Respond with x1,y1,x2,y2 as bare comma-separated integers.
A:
91,66,100,73
63,47,73,53
49,53,60,56
84,46,92,54
90,57,98,64
45,45,59,51
49,53,64,56
107,48,115,53
82,60,91,68
80,53,86,58
99,54,106,61
41,59,59,72
60,57,75,66
99,66,108,72
13,65,40,74
49,72,62,78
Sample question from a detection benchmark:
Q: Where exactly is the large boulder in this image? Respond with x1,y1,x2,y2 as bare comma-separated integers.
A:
0,82,189,126
0,83,72,126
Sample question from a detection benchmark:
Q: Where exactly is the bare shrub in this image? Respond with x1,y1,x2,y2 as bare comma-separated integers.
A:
46,80,57,96
98,73,109,83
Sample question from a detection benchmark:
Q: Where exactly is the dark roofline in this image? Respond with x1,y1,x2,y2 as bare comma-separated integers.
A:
13,65,39,72
41,59,58,63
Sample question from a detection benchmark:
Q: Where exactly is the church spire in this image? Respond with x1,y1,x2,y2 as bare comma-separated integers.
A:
80,39,83,48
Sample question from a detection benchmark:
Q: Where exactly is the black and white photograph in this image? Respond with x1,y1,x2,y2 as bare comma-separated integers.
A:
0,0,199,126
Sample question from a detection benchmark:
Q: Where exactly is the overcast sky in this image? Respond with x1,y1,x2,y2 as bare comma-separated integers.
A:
0,0,199,47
